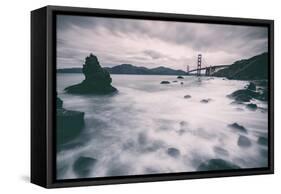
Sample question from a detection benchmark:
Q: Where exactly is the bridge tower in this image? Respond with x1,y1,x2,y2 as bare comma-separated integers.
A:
197,54,202,76
186,65,189,74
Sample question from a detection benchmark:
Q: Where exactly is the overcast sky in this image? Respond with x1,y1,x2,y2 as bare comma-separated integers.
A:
57,15,268,70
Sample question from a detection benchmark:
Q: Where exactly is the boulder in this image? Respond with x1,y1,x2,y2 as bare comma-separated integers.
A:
200,98,212,103
160,81,170,84
73,156,97,177
65,54,117,94
246,103,258,110
228,89,259,102
246,82,256,91
57,108,84,145
237,135,252,147
57,97,63,109
257,137,268,146
166,148,180,158
177,76,184,79
56,97,84,145
228,122,247,133
213,147,229,156
184,95,191,99
197,159,240,171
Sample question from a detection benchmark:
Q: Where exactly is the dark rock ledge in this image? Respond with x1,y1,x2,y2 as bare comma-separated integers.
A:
57,97,84,145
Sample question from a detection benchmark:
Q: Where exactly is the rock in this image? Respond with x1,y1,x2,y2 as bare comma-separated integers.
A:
184,95,191,99
228,89,259,102
200,98,212,103
160,81,170,84
177,76,184,79
246,82,256,91
213,147,229,156
73,156,97,177
197,159,240,171
228,122,247,133
167,148,180,158
246,103,258,110
180,82,184,85
65,54,117,94
172,80,178,83
57,109,84,145
57,97,63,109
237,135,252,147
257,137,268,146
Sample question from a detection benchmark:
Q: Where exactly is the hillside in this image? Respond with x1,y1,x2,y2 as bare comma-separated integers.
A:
57,64,186,75
213,52,268,80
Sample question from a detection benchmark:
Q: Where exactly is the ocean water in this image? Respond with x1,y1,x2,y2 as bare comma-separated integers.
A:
56,74,268,179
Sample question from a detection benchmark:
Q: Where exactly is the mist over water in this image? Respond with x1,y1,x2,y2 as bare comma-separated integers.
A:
57,74,268,179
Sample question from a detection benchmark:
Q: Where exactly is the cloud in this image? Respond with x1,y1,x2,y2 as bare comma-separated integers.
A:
57,15,268,70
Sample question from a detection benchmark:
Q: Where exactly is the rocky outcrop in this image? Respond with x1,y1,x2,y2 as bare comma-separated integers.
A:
65,54,117,94
73,156,97,177
197,159,240,171
57,97,84,145
228,81,268,104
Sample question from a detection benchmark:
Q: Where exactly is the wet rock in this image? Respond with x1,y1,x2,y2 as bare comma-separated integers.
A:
180,121,188,126
200,98,212,103
257,137,268,146
213,146,229,156
197,159,240,171
65,54,117,94
56,97,84,145
73,156,97,177
237,135,252,147
177,76,184,79
106,163,130,176
246,103,258,110
160,81,170,84
246,82,256,91
57,109,84,145
228,122,247,133
184,95,191,99
167,147,180,158
57,97,63,109
138,132,148,144
228,89,259,102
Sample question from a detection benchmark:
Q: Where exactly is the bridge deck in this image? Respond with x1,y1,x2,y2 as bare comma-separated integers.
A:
187,65,229,73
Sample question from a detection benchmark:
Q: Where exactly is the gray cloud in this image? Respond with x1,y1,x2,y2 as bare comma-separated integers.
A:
57,15,268,70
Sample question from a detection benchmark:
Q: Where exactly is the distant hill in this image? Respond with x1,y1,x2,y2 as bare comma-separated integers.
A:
213,52,268,80
57,67,82,73
57,64,186,75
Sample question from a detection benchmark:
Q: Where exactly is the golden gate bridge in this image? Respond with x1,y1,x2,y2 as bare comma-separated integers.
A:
186,54,229,76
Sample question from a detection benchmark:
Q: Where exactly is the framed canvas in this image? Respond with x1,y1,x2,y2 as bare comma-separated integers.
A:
31,5,274,188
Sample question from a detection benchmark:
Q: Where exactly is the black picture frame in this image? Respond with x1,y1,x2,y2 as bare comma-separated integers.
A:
31,5,274,188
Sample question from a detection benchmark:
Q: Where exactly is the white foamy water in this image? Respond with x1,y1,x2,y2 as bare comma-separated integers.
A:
57,74,268,179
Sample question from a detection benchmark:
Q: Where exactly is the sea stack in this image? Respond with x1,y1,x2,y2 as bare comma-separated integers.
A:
65,53,117,94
